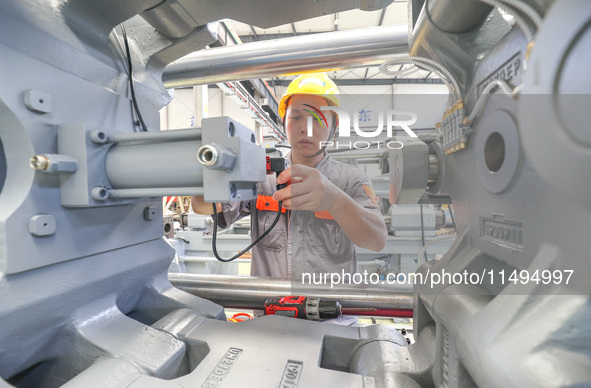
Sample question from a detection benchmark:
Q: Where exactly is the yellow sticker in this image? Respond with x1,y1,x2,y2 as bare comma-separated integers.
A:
362,184,380,207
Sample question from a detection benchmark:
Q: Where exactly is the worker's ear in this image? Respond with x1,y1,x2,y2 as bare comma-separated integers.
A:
282,96,292,125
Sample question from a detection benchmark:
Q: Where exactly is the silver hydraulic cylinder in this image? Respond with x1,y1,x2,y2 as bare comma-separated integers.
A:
35,117,265,206
105,138,205,189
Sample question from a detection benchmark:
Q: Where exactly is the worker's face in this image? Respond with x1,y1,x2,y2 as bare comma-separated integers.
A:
285,94,334,157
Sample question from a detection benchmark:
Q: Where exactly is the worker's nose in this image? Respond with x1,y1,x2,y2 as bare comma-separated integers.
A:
294,117,307,134
298,123,306,134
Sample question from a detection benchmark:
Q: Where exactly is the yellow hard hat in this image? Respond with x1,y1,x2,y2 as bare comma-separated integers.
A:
278,73,340,118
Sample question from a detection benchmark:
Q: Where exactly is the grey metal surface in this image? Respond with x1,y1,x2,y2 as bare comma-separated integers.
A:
410,0,511,91
388,137,430,204
0,240,225,386
473,109,520,193
58,311,406,387
200,117,266,203
426,0,493,33
142,0,393,38
388,205,437,236
404,0,591,387
169,273,414,311
162,25,409,88
519,0,591,210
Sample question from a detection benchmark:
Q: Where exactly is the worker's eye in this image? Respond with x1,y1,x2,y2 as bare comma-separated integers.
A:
289,115,300,120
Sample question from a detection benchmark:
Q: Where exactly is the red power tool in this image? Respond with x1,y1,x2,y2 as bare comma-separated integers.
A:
264,296,375,320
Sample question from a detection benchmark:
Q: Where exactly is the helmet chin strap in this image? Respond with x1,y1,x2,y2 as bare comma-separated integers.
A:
304,113,337,159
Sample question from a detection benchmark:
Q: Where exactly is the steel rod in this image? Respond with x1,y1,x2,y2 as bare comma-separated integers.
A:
108,187,204,198
109,128,202,143
162,25,409,88
169,273,414,311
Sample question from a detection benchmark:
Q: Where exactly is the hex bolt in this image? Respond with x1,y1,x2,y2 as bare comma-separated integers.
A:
143,206,157,221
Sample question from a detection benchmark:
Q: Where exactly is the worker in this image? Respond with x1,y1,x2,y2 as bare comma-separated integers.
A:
192,72,387,280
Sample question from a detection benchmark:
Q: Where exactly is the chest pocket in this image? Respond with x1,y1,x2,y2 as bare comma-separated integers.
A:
311,218,353,264
255,195,286,251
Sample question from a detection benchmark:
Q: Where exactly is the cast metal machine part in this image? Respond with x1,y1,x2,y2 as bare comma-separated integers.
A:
388,0,591,387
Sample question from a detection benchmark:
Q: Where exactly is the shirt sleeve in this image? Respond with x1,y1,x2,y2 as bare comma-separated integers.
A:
217,200,253,229
349,175,384,217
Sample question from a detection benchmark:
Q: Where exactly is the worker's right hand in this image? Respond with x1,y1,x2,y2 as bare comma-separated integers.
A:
273,165,341,212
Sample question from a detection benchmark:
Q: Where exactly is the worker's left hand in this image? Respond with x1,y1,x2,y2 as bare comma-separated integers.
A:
273,165,340,211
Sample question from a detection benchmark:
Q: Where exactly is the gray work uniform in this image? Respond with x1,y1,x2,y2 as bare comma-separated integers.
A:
217,153,382,280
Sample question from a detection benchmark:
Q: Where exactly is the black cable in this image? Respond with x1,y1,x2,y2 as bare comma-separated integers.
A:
129,98,138,132
419,204,427,262
211,202,283,262
120,24,148,132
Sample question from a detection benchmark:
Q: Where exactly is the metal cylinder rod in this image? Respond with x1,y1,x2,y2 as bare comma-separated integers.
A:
108,128,202,143
162,25,409,88
108,187,204,198
168,273,414,311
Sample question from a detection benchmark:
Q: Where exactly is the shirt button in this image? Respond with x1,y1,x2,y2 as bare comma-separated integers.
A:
266,202,270,206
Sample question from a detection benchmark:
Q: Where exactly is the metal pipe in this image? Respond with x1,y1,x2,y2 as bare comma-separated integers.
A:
108,128,202,144
107,187,204,198
168,273,414,311
353,309,413,318
162,25,409,88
